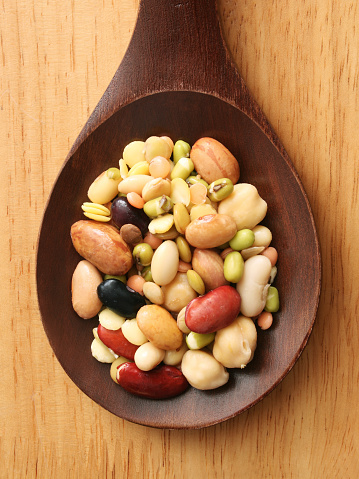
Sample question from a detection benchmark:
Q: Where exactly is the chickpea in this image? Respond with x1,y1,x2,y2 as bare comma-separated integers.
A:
181,350,229,390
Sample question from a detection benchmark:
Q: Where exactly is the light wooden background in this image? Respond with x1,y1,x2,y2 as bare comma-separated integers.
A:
1,0,358,477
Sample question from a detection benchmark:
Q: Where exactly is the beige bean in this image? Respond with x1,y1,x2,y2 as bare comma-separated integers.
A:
134,342,165,371
189,204,217,222
121,318,148,346
88,168,121,204
110,357,130,383
213,316,257,368
236,255,272,317
163,342,188,366
161,272,197,313
118,175,154,195
177,306,191,334
240,246,265,260
71,260,103,319
91,338,117,363
218,183,267,230
252,225,272,247
151,240,179,285
181,350,229,390
98,308,125,330
123,140,146,168
142,281,165,305
142,177,171,202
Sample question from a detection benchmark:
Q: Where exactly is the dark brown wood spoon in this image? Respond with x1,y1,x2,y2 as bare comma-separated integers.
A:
37,0,321,429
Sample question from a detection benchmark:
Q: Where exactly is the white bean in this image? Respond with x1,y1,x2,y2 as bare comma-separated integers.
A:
151,240,179,285
252,225,272,248
142,281,165,305
91,338,117,363
236,255,272,317
212,316,257,368
118,175,154,195
181,350,229,390
98,308,125,330
163,341,188,366
134,342,165,371
121,318,148,346
218,183,267,230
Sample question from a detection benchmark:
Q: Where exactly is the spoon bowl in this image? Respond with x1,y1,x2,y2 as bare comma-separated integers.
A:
37,0,321,429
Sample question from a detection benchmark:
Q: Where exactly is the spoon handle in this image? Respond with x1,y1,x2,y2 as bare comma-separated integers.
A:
97,0,247,116
78,0,283,160
123,0,232,91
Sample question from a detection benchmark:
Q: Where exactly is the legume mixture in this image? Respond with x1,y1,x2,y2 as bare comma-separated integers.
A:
70,136,279,399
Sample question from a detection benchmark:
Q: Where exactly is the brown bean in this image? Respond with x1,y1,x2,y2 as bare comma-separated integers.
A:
136,305,183,350
71,220,133,275
190,137,240,184
192,248,228,292
185,214,237,249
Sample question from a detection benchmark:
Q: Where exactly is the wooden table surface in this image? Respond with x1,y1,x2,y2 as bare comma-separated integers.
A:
1,0,358,477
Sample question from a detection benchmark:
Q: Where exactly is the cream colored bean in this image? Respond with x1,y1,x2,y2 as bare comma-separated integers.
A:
134,342,165,371
145,136,172,162
142,281,165,305
93,327,99,339
123,140,146,167
141,177,171,202
91,338,117,363
252,225,272,247
218,183,267,230
71,260,103,319
189,204,217,222
177,306,191,334
170,177,191,206
236,255,272,317
118,175,154,196
173,203,191,234
163,341,188,366
240,246,265,260
121,318,148,346
87,168,122,204
128,161,150,176
269,265,278,284
110,357,130,383
151,240,179,285
119,158,129,179
148,213,174,235
98,308,125,330
162,272,197,313
213,316,257,368
181,350,229,390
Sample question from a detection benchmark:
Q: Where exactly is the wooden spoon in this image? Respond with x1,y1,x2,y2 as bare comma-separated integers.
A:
37,0,321,429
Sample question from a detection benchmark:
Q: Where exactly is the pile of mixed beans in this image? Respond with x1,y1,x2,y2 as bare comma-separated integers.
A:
70,136,279,399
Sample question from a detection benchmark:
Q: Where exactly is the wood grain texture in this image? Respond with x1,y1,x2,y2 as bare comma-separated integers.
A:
1,0,358,477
